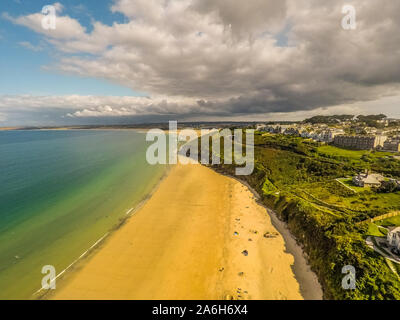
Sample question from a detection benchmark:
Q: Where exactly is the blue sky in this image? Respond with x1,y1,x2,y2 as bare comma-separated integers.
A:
0,0,141,96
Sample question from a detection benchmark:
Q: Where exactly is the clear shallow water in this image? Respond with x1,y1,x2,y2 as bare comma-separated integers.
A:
0,130,166,299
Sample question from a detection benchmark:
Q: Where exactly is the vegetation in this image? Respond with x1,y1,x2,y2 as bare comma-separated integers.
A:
376,215,400,228
378,180,400,193
366,223,387,237
357,114,387,128
205,132,400,300
303,114,388,128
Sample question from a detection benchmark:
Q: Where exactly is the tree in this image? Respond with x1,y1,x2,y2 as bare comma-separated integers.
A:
377,180,399,193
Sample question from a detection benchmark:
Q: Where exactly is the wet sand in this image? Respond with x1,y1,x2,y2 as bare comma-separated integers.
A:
49,162,322,300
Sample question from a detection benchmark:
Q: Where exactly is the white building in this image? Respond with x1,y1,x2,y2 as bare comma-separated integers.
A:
319,129,345,143
300,130,313,138
383,139,400,152
387,227,400,252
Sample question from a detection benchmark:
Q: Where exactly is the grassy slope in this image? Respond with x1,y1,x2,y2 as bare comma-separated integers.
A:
377,215,400,227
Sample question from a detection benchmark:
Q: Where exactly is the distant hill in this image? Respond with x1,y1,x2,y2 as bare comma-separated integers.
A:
304,114,388,125
357,114,387,121
303,115,355,124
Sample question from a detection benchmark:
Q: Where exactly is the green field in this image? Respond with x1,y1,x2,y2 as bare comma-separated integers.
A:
337,177,366,192
301,180,400,219
317,145,392,160
376,215,400,227
366,223,388,237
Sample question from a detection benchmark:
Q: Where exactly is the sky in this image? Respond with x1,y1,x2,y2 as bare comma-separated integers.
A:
0,0,400,126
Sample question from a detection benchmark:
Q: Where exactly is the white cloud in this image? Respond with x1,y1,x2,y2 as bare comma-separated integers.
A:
0,95,203,117
4,7,86,40
53,2,64,14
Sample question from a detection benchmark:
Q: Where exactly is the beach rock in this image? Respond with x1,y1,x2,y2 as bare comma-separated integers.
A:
242,250,248,256
263,232,278,239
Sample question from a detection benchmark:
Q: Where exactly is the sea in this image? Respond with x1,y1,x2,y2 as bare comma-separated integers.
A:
0,130,167,299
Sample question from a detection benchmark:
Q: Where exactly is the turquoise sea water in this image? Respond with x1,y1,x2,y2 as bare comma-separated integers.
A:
0,130,167,299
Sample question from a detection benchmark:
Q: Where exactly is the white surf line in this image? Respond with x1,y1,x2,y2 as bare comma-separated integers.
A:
34,232,110,295
126,207,134,215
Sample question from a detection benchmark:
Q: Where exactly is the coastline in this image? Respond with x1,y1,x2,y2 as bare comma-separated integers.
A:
45,160,321,300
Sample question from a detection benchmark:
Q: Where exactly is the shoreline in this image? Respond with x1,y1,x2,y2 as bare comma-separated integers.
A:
45,161,321,300
214,172,323,300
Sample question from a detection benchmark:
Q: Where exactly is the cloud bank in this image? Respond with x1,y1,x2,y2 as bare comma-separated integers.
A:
3,0,400,124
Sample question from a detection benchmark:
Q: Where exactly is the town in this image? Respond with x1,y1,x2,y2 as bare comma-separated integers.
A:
238,114,400,283
256,114,400,153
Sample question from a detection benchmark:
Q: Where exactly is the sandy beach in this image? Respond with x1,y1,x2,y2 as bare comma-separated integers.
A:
48,161,322,300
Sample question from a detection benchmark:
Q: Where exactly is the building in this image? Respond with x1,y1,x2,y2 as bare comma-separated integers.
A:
260,125,281,133
260,124,295,134
334,135,388,150
383,139,400,152
256,124,267,131
283,127,300,136
318,129,345,143
387,227,400,252
352,173,385,187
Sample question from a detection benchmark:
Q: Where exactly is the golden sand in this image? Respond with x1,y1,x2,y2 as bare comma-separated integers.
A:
0,127,19,130
49,162,320,300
